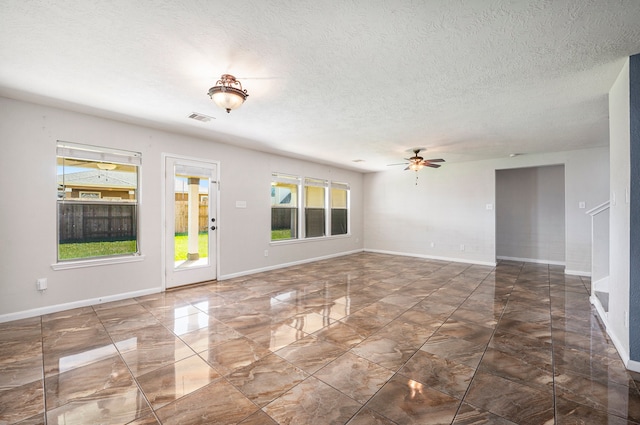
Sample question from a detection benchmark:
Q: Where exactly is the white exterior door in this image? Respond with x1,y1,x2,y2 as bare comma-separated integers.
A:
164,156,218,288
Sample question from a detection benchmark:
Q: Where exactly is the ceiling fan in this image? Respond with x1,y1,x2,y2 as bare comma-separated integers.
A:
388,149,445,171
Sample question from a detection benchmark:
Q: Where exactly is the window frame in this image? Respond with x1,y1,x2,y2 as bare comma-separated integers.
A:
330,181,350,236
303,177,328,239
270,172,350,245
271,173,302,242
53,141,144,269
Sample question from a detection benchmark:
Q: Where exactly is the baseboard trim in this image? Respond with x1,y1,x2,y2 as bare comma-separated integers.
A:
564,269,592,277
627,359,640,373
590,295,609,326
496,256,565,266
364,249,497,267
0,287,161,324
606,324,631,369
218,249,365,281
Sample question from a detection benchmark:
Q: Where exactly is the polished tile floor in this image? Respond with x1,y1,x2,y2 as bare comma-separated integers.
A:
2,253,640,424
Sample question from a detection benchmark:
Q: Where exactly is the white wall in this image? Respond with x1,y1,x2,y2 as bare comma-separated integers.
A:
0,97,364,320
496,165,565,264
364,147,609,272
608,58,631,360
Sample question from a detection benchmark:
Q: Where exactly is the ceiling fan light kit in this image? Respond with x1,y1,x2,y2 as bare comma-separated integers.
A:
208,74,248,113
387,148,445,185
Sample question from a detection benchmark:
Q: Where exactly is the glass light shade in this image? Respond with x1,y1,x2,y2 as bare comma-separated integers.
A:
209,87,247,113
409,162,423,171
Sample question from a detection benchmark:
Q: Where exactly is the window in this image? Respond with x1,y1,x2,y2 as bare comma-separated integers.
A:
271,173,350,242
271,173,300,241
304,178,328,238
56,141,141,261
330,182,349,235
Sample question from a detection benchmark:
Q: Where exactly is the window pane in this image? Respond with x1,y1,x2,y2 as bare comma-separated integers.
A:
57,145,140,261
331,187,348,235
305,185,325,237
271,182,298,240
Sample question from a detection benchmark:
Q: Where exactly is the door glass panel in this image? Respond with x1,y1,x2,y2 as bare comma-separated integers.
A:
174,167,210,270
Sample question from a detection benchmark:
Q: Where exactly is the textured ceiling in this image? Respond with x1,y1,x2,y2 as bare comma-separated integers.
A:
1,0,639,171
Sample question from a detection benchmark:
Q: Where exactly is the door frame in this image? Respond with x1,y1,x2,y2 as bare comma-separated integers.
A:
161,153,220,290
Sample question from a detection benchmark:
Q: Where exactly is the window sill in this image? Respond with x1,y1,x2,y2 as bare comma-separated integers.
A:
51,254,145,270
270,234,351,246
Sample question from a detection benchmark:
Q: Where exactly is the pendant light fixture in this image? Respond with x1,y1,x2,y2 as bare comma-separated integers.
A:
207,74,249,113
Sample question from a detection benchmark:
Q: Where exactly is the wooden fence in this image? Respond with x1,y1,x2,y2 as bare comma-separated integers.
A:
58,203,136,243
174,202,208,234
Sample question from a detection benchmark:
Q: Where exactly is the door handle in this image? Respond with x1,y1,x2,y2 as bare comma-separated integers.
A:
210,225,216,231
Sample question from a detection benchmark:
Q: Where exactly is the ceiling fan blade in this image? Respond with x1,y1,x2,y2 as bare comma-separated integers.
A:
425,163,441,168
387,162,409,166
425,158,445,162
404,166,411,171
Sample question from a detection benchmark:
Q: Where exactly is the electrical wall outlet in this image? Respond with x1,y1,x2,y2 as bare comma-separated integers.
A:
460,244,465,251
36,278,47,291
264,250,268,257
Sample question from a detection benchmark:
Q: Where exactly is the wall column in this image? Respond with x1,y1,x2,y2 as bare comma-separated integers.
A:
187,177,200,261
629,54,640,363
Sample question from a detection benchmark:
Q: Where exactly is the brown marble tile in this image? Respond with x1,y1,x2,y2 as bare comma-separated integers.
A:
478,347,554,392
0,379,44,424
177,318,242,353
313,321,367,350
263,376,362,425
221,312,274,336
162,310,212,335
0,352,43,390
155,380,259,425
420,334,486,369
464,371,554,424
45,386,151,425
127,414,162,425
346,407,397,425
275,335,346,374
357,300,409,321
399,350,476,399
110,323,195,377
315,352,394,403
42,323,118,377
554,345,634,387
489,328,553,366
41,311,102,338
452,402,518,424
44,353,135,410
554,367,640,422
555,396,637,425
237,409,279,425
338,308,394,337
10,413,46,425
435,318,495,345
365,375,461,425
94,304,160,333
495,317,552,344
201,335,271,375
287,310,333,334
136,354,221,409
245,321,309,352
227,353,308,407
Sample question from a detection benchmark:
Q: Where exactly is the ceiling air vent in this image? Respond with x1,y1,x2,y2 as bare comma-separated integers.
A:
188,112,215,122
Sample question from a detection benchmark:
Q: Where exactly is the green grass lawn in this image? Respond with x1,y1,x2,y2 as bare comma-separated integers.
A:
58,233,209,261
271,229,292,240
58,240,138,260
174,233,208,261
